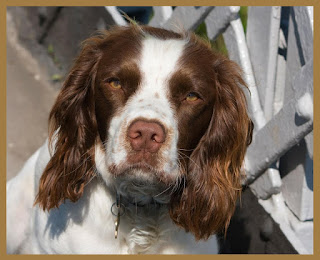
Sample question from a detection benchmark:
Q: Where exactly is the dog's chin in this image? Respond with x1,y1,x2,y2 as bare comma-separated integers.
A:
109,162,176,185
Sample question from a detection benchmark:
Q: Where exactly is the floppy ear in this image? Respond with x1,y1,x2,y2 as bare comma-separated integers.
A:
35,38,103,211
170,56,253,240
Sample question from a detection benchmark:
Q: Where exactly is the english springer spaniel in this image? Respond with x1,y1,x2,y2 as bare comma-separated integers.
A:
7,25,253,254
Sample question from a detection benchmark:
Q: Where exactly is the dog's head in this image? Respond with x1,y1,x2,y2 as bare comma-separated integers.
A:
35,25,253,240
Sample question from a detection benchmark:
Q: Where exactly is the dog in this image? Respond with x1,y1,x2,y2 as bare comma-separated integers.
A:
7,25,253,254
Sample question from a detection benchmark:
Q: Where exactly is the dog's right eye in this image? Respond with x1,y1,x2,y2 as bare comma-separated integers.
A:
106,78,122,89
185,92,200,102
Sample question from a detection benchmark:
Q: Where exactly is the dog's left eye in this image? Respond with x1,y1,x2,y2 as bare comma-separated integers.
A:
107,79,122,89
185,92,200,102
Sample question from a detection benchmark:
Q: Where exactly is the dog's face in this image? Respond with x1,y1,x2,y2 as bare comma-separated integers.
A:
95,30,214,186
35,26,253,240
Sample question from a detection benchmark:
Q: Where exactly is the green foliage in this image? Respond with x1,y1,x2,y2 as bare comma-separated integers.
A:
194,21,208,39
194,7,248,57
47,43,62,70
47,44,54,55
211,34,228,57
51,74,63,82
239,6,248,33
195,22,228,57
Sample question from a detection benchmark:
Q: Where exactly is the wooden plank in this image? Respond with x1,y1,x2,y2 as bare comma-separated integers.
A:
104,6,127,26
223,18,266,130
149,6,173,27
247,7,282,199
279,6,314,222
246,6,281,121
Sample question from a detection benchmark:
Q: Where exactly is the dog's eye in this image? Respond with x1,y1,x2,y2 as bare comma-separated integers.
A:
185,92,199,102
107,79,122,89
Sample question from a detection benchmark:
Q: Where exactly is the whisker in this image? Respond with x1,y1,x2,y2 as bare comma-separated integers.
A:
154,185,173,198
178,148,195,152
177,151,201,170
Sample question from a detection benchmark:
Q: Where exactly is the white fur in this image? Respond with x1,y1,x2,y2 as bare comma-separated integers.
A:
6,36,219,254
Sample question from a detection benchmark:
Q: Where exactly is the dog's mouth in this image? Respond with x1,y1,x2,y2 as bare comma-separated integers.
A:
126,150,161,170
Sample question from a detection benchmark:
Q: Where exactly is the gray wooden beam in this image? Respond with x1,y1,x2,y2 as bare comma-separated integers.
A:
245,58,313,184
246,6,281,121
163,6,214,32
205,6,239,41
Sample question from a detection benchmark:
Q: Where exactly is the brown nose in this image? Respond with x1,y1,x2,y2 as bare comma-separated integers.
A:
127,120,166,153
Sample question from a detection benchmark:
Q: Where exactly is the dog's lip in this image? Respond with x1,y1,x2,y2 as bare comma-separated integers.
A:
109,162,161,176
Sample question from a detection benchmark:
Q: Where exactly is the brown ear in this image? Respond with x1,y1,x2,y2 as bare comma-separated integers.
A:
170,56,253,240
34,38,103,211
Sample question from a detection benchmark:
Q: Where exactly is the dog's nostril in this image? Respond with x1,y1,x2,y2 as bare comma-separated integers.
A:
127,120,166,153
151,134,157,142
151,133,163,143
131,131,142,139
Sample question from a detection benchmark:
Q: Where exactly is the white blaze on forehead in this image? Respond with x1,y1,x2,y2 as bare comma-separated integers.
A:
140,37,186,94
123,36,187,127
